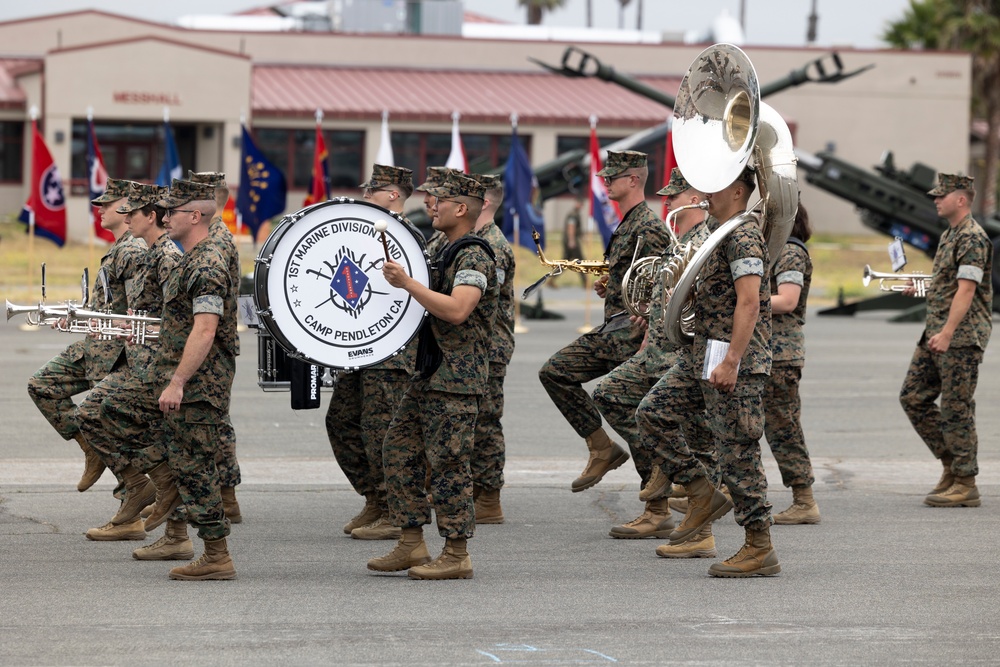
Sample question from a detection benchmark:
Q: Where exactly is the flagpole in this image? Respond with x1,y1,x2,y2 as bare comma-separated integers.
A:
510,112,528,334
578,115,600,334
26,106,38,303
86,106,96,270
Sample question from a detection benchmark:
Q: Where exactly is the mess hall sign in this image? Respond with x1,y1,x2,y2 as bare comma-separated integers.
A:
112,91,182,105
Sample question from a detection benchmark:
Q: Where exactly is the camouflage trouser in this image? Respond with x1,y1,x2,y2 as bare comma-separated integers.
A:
538,326,640,439
472,364,506,491
636,348,718,489
900,341,983,477
27,339,91,441
383,382,477,540
164,401,229,542
326,369,410,507
593,354,657,485
763,364,815,488
217,416,241,488
78,367,160,475
81,378,166,475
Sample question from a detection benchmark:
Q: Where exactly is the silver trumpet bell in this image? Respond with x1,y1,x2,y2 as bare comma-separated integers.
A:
862,265,932,297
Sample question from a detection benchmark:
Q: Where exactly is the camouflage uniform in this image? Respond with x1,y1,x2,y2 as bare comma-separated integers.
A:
383,175,498,540
156,230,239,541
28,222,145,441
539,199,672,438
594,219,713,487
763,240,815,488
190,171,242,491
327,165,418,511
900,210,993,477
638,214,773,531
79,184,181,476
472,218,516,491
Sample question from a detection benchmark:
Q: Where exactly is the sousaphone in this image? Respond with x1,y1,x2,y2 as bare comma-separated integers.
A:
663,43,799,346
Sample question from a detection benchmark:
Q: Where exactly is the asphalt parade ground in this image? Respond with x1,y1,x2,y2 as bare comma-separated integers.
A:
2,287,999,666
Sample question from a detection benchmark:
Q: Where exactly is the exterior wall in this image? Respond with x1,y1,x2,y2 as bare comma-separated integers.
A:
0,11,974,240
31,38,250,242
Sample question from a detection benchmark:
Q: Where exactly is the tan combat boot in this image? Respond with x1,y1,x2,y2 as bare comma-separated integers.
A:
773,485,821,525
368,527,432,572
656,522,717,558
408,537,473,580
133,520,195,560
708,526,781,577
110,465,158,525
75,434,106,492
221,486,242,524
169,537,236,580
924,476,981,507
670,484,730,514
928,456,955,496
668,476,733,545
473,485,504,524
143,463,183,532
638,467,669,502
609,499,675,539
571,428,629,492
86,517,146,541
343,497,382,535
352,516,402,540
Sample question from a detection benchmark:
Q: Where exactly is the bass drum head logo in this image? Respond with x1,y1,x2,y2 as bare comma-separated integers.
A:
257,201,429,369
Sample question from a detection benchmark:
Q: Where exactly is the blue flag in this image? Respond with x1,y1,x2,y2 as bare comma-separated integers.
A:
156,121,182,186
501,127,545,250
236,126,287,240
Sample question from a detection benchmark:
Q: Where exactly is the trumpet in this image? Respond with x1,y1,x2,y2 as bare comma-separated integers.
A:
522,228,609,299
862,265,932,297
62,306,161,343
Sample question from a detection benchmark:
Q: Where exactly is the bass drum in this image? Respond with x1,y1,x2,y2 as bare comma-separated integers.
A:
254,198,429,369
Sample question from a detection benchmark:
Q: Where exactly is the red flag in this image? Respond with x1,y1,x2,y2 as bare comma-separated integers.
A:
18,119,66,247
87,120,114,243
589,124,621,246
661,118,678,222
303,124,329,207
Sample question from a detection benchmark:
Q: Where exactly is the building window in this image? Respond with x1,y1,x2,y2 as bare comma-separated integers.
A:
70,121,196,185
557,132,669,198
253,127,364,191
391,131,530,180
0,121,24,182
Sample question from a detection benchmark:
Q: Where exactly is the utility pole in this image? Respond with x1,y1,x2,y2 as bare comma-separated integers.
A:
636,0,643,30
586,0,592,28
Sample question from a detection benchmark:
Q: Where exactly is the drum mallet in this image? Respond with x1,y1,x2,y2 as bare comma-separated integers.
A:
374,220,391,262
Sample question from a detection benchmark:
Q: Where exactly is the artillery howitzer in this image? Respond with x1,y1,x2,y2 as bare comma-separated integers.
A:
406,47,869,231
795,148,1000,316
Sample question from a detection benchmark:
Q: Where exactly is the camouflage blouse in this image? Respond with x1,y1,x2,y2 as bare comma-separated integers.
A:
156,238,239,411
604,201,672,322
925,213,993,350
210,216,242,357
127,232,181,384
84,231,146,381
692,215,771,377
426,234,498,395
640,218,713,376
476,220,516,373
770,240,811,366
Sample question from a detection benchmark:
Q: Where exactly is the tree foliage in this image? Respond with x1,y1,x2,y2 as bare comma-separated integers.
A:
518,0,566,25
884,0,1000,213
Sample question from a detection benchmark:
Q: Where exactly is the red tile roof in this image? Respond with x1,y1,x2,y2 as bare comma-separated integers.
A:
252,65,680,128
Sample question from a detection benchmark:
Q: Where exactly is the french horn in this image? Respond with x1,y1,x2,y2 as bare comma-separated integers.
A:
663,43,798,346
621,201,708,319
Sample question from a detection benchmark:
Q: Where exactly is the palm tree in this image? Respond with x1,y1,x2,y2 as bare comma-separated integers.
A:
884,0,1000,214
518,0,566,25
618,0,632,29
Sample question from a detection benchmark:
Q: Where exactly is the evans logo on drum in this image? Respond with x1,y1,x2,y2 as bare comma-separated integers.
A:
254,200,430,369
